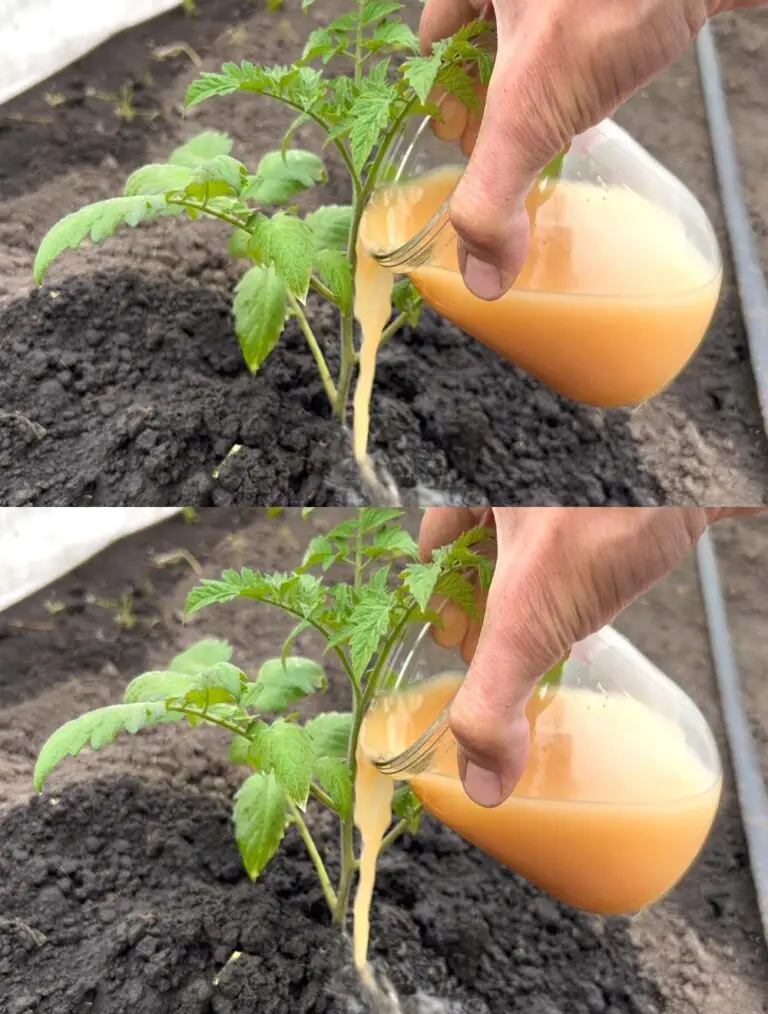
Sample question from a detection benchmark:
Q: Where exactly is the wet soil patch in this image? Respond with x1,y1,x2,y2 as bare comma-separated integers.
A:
0,2,767,504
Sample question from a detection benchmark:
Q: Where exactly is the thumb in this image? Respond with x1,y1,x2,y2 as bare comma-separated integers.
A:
449,551,565,808
450,33,571,300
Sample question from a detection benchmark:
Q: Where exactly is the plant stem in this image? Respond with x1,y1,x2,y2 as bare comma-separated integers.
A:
169,706,247,738
310,276,336,303
335,311,357,422
379,308,417,347
288,801,338,914
311,783,337,811
168,198,247,231
288,294,339,410
380,812,420,853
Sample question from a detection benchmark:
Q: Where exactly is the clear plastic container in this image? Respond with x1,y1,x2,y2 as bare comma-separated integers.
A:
360,114,723,408
362,625,722,915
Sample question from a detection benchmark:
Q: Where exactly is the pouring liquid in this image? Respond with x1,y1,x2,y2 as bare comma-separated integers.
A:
352,674,721,981
352,167,721,477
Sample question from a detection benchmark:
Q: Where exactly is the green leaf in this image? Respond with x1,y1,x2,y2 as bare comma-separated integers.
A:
314,250,353,312
401,560,442,611
184,154,247,200
537,657,566,696
169,130,233,167
34,702,181,790
124,164,193,197
232,264,287,372
170,638,233,675
243,656,326,711
305,712,353,759
367,22,419,53
185,568,326,619
348,83,394,172
348,586,396,676
262,719,314,806
392,784,422,833
259,214,314,300
436,63,480,113
301,28,339,63
229,734,252,766
393,278,423,327
360,508,405,531
301,534,341,571
229,228,251,259
124,660,244,706
242,149,326,205
281,618,314,665
306,205,353,252
434,571,479,620
401,54,441,104
34,196,180,284
362,0,403,21
366,527,419,560
233,772,287,879
315,756,353,819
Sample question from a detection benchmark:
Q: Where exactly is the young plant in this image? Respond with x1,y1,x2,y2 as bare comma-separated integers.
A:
33,508,495,927
33,3,496,422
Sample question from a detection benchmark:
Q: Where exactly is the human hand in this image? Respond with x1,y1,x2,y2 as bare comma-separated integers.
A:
419,0,766,300
420,506,766,807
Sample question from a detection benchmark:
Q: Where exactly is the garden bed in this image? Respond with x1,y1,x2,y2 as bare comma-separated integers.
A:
1,508,768,1013
0,1,767,505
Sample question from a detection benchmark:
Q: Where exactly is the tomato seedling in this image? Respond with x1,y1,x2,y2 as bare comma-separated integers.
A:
33,3,495,421
34,508,493,927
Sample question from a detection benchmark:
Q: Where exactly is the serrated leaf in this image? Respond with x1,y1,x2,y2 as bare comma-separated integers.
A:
360,508,404,531
436,63,480,113
306,712,353,759
367,22,419,53
327,12,359,30
34,703,181,790
348,586,396,676
262,719,314,806
170,638,233,675
301,535,340,570
184,154,247,200
401,560,442,611
362,0,402,21
315,757,353,819
281,619,313,666
392,784,422,833
314,250,353,311
34,196,180,284
306,205,353,252
243,657,326,711
259,214,314,300
401,54,441,104
348,84,394,171
169,130,233,167
229,228,251,258
434,571,479,620
125,660,244,706
242,149,326,205
229,734,252,766
393,278,423,327
301,28,338,63
124,164,193,197
233,772,287,879
232,264,287,372
366,527,419,560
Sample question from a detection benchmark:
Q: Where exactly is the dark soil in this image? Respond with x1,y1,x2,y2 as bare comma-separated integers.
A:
1,509,767,1014
1,2,767,506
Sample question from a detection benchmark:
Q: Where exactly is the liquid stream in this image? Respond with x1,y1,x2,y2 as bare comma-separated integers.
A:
352,674,721,984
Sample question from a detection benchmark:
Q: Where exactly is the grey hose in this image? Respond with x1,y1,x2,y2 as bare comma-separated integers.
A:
696,531,768,946
696,22,768,432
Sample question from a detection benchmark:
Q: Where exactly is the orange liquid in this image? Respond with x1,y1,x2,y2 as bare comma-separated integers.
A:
353,674,721,977
353,167,721,475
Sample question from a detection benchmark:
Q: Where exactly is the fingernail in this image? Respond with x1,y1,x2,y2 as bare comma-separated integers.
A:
462,254,503,301
462,760,504,807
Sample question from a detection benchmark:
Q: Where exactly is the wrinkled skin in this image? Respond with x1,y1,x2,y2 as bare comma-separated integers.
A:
419,507,767,807
419,0,767,299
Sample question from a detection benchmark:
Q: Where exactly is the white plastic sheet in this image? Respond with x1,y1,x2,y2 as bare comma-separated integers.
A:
0,508,181,613
0,0,182,107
